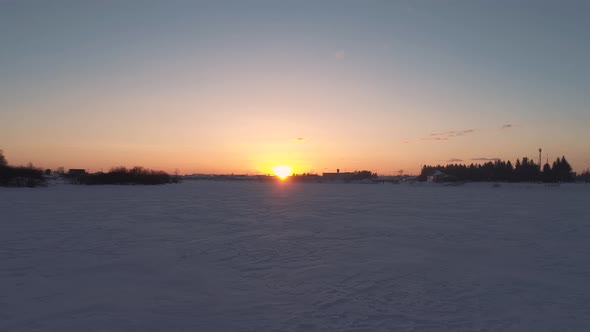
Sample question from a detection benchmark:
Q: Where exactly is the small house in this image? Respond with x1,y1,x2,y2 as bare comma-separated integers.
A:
427,170,446,183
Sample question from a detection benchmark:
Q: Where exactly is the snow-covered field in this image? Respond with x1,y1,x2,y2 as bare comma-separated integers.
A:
1,181,589,331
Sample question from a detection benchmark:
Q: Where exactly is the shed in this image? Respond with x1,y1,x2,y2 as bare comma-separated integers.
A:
427,170,446,183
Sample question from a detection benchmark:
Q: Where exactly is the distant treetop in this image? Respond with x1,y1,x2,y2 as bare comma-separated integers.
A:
0,150,7,167
419,156,575,183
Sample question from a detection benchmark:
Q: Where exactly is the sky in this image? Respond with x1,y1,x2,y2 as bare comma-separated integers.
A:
1,0,589,175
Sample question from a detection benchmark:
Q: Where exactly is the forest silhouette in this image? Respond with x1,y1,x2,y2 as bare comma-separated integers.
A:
419,156,576,182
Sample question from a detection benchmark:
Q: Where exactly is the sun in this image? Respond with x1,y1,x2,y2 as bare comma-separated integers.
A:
272,165,293,179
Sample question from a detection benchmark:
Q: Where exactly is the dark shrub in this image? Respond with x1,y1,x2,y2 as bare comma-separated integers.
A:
79,166,180,185
0,165,47,187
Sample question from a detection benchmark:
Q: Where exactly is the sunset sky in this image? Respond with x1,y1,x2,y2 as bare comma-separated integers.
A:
1,1,589,175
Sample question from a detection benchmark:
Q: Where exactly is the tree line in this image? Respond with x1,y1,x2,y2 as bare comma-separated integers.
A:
419,156,577,182
290,170,377,182
578,170,590,182
78,166,180,185
0,150,180,187
0,150,46,187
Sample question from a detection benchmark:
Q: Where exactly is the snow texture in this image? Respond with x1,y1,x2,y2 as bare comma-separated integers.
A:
1,182,590,331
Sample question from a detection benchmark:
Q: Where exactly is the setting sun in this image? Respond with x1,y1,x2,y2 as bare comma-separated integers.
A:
272,165,293,179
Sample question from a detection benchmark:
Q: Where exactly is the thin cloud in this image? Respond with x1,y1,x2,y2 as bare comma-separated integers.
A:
289,137,305,142
501,124,513,129
447,158,464,163
420,137,449,141
470,157,500,161
430,129,475,138
335,50,346,59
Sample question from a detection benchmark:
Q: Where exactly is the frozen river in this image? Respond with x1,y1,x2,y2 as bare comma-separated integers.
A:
1,181,590,331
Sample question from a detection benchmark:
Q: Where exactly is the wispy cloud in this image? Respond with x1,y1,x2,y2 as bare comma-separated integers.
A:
420,137,449,141
470,157,500,161
289,137,305,142
430,129,475,138
501,124,513,129
447,158,463,162
335,50,346,59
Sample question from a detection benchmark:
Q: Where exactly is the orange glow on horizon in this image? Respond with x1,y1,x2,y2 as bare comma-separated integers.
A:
272,165,293,179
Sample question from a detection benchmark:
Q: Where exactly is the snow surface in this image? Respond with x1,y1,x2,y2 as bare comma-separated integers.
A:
1,182,590,331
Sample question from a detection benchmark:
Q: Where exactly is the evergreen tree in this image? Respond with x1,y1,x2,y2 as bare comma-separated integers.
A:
548,156,574,182
541,163,553,182
559,156,574,182
577,170,590,182
0,150,6,167
552,158,562,179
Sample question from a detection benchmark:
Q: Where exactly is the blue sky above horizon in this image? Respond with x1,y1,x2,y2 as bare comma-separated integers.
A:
1,0,589,174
